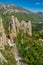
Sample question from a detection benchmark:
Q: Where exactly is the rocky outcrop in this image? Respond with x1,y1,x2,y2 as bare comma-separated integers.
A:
0,17,6,49
8,16,32,38
0,16,32,48
20,20,32,36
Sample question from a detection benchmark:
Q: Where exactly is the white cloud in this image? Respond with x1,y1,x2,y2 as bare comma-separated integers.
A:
35,3,40,5
35,3,43,5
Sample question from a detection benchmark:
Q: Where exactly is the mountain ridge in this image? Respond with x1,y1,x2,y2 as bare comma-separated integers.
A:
0,4,43,23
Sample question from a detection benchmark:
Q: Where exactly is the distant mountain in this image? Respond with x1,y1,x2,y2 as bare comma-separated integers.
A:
37,11,43,16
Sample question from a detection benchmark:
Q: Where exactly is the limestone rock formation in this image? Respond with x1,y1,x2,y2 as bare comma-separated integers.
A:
8,16,32,38
0,17,6,49
20,20,32,36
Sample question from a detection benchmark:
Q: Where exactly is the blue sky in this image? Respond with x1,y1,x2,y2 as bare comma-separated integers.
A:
0,0,43,12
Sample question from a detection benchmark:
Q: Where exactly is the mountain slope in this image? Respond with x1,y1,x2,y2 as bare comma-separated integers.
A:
0,4,43,23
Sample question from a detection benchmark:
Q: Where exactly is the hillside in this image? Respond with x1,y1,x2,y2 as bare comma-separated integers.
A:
0,4,43,65
0,4,43,22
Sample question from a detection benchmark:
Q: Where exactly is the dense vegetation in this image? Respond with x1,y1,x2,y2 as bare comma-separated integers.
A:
0,44,17,65
15,31,43,65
